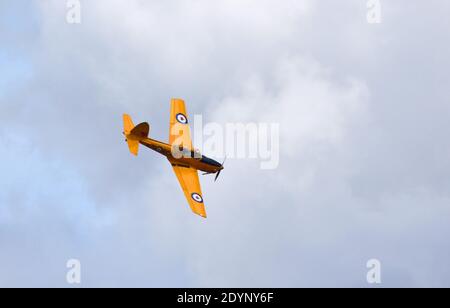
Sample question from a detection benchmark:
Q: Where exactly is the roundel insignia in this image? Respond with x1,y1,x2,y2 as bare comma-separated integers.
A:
176,113,188,124
191,193,203,203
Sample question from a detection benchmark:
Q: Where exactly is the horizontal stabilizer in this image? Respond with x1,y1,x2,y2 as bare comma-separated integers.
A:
123,114,150,156
127,139,140,156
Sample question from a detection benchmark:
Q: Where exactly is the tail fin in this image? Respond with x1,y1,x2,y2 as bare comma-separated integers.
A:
123,114,135,135
123,114,150,156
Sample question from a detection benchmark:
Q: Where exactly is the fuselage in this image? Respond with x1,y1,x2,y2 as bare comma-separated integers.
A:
140,138,223,174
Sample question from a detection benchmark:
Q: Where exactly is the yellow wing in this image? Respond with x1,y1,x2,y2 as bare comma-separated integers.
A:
171,165,207,218
169,98,193,151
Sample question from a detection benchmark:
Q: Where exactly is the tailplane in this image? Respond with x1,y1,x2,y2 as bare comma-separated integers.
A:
122,114,150,156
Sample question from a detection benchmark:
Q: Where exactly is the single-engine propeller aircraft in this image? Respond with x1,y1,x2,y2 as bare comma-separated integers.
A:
122,98,224,218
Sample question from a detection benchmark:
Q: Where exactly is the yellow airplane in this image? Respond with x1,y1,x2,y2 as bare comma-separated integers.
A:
122,98,224,218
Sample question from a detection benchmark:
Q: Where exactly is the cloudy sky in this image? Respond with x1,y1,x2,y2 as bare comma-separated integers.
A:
1,0,450,287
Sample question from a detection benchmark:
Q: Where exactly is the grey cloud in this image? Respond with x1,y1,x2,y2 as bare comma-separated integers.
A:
1,0,449,287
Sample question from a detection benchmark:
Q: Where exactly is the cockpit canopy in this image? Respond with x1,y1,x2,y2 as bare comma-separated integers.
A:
175,145,202,159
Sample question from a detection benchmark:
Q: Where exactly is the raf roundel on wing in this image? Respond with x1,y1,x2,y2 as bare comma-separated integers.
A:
191,193,203,203
176,113,188,124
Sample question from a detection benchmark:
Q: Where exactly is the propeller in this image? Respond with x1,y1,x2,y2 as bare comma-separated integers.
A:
214,170,221,182
214,157,227,182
